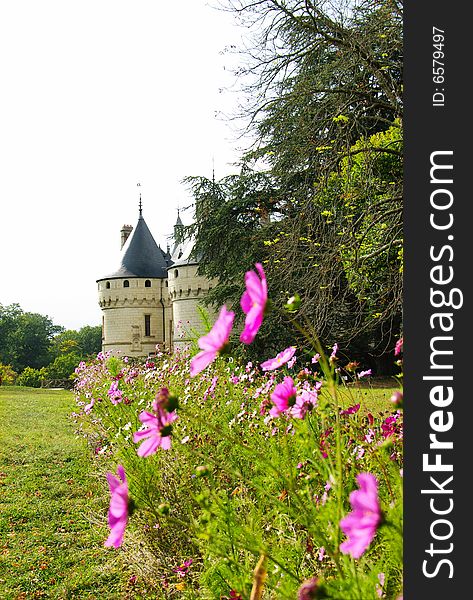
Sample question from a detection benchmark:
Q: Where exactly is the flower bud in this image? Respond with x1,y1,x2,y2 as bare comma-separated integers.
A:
154,388,179,413
390,390,403,409
284,293,301,312
297,577,324,599
157,502,170,515
195,465,211,477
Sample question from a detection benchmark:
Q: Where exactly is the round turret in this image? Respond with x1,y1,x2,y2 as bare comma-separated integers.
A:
97,204,172,357
167,237,216,349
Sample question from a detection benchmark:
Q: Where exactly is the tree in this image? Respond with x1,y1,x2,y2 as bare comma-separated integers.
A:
46,354,82,380
0,304,63,372
184,169,278,308
76,325,102,357
184,0,403,367
49,325,102,361
0,303,22,365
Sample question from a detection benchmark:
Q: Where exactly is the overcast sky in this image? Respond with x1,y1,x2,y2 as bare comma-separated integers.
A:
0,0,248,330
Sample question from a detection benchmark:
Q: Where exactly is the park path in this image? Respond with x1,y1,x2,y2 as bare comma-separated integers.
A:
0,387,143,599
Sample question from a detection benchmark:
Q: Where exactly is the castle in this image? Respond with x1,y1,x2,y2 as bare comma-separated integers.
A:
97,201,215,357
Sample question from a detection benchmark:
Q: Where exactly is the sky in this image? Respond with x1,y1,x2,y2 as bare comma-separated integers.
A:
0,0,249,330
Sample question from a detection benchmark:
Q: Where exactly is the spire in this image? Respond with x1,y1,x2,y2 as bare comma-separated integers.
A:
172,207,184,252
137,182,142,216
175,207,183,226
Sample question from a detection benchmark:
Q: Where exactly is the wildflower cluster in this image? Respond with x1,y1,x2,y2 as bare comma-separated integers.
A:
73,263,403,598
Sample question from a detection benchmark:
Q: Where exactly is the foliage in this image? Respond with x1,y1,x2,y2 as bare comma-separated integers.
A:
50,325,102,360
235,0,402,178
0,363,17,385
46,353,82,380
0,302,101,380
16,366,48,388
265,122,403,359
183,170,277,308
73,300,403,599
183,0,403,367
0,303,63,372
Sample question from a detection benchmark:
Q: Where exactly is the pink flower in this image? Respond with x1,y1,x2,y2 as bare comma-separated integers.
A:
329,343,339,363
153,387,179,413
376,572,385,598
190,306,235,376
339,473,382,559
340,403,360,416
104,465,129,548
358,369,372,379
260,346,296,371
107,381,123,405
311,353,321,364
291,388,318,419
297,577,320,600
390,390,403,408
173,558,193,578
394,337,403,356
269,376,297,417
84,398,95,415
133,406,178,456
381,412,401,439
240,263,267,344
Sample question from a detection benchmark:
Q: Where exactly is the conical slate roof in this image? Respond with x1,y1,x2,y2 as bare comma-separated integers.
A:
169,236,202,268
99,210,168,280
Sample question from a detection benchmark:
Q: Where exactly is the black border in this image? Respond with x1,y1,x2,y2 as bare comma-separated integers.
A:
404,2,469,596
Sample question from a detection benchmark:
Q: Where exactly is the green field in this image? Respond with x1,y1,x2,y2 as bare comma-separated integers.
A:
0,386,152,599
0,380,399,598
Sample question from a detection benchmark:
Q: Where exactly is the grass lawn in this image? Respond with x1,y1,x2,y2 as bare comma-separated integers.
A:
325,375,401,414
0,386,153,599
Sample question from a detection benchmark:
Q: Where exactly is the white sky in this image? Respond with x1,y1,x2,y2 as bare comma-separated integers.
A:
0,0,249,330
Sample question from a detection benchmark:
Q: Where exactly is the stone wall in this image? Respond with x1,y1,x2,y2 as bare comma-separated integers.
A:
98,277,170,356
97,269,218,356
167,264,217,349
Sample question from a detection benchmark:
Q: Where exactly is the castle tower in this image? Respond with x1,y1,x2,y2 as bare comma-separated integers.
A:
167,217,217,350
97,201,171,357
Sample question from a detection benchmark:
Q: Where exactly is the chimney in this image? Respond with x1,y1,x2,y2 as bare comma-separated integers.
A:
120,224,133,249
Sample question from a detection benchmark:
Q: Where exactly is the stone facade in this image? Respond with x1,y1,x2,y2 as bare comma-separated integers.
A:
167,263,216,349
98,277,172,357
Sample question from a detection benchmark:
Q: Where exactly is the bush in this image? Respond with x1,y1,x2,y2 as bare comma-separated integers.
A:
0,363,17,385
46,353,81,380
73,344,403,598
16,366,47,388
72,265,403,598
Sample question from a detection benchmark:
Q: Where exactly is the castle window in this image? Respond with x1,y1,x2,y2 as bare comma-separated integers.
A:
144,314,151,337
106,281,111,289
123,280,130,288
145,280,151,288
174,269,179,278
